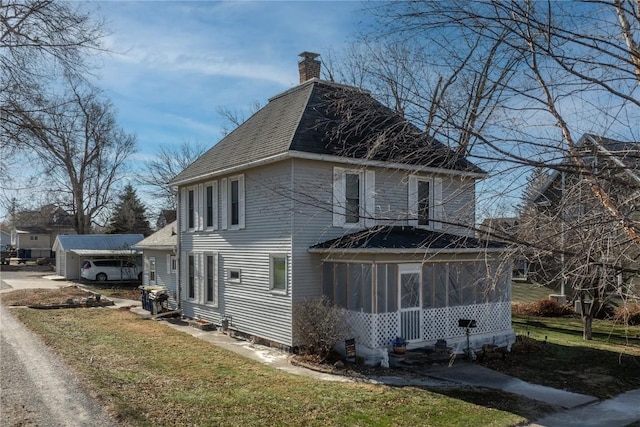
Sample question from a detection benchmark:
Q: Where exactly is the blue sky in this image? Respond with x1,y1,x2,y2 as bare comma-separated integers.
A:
93,1,368,162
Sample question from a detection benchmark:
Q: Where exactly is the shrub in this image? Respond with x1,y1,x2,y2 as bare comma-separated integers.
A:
512,298,574,317
613,304,640,326
292,297,351,362
510,335,544,353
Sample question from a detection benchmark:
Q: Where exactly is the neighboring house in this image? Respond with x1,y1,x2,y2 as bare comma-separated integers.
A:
1,226,12,247
529,133,640,295
170,52,514,363
133,221,179,309
12,226,52,259
12,205,76,260
52,234,144,280
478,217,528,281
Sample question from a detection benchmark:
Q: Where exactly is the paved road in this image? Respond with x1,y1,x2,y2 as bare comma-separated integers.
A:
0,277,117,427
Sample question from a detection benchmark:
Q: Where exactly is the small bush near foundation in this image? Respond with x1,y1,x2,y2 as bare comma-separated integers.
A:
293,297,350,363
512,298,574,317
613,304,640,326
510,335,545,353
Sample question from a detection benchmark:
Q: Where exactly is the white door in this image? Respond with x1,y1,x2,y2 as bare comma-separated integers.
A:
399,264,422,342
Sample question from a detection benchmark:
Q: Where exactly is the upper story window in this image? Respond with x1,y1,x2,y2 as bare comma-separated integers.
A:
188,188,195,230
345,173,360,224
333,167,375,228
417,180,430,226
221,175,245,230
204,181,218,230
408,175,442,229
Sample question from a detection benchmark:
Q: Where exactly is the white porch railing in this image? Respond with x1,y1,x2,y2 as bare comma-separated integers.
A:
345,301,512,349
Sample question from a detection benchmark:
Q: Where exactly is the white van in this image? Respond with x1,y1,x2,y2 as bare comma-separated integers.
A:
81,259,142,282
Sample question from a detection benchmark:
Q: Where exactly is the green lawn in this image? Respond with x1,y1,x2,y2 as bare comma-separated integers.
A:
10,307,526,427
482,315,640,399
511,281,556,303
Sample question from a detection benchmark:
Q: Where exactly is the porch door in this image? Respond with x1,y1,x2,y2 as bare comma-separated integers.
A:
399,264,422,342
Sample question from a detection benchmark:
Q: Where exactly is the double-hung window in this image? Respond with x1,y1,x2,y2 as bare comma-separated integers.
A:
408,175,442,229
333,167,375,228
204,181,218,230
204,253,217,306
187,254,195,299
221,175,245,230
270,254,288,294
187,189,195,230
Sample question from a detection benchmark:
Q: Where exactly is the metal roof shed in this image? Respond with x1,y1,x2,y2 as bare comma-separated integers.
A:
52,234,144,280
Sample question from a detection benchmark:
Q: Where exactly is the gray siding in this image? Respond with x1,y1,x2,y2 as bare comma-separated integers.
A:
290,159,478,302
179,161,294,345
142,250,178,309
177,156,480,347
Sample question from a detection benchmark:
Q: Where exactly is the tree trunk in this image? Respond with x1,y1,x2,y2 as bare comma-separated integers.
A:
582,314,593,340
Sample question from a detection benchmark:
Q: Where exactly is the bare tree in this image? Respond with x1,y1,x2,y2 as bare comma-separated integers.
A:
3,73,135,234
216,100,262,136
330,0,640,338
0,0,105,147
138,140,209,213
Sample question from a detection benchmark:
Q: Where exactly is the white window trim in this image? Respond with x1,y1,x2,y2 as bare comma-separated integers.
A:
203,181,218,230
221,174,245,230
269,253,289,295
184,251,198,301
408,175,442,230
167,254,177,274
186,186,197,232
333,167,375,228
148,256,156,286
203,252,218,307
227,268,241,283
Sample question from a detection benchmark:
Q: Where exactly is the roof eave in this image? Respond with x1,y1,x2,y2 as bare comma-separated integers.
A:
308,247,508,254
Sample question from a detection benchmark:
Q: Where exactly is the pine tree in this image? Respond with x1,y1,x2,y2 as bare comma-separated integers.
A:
107,185,152,236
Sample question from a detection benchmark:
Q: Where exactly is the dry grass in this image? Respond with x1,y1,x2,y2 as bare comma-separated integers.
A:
9,306,528,427
1,286,96,306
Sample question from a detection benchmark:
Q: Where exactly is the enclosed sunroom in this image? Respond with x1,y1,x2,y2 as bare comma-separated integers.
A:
310,226,514,363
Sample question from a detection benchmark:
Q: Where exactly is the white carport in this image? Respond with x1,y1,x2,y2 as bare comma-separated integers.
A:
52,234,144,280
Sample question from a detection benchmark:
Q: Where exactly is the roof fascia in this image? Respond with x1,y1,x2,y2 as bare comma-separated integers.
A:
289,151,486,178
308,247,508,254
172,149,485,187
588,134,640,186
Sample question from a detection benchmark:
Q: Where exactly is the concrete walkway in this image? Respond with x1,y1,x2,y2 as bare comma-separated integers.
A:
3,273,640,426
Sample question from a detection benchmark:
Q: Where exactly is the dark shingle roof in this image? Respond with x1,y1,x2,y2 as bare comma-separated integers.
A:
310,226,505,252
172,79,482,184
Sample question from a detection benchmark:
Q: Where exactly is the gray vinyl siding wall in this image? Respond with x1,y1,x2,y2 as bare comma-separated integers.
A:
290,158,479,304
179,161,294,346
142,249,178,309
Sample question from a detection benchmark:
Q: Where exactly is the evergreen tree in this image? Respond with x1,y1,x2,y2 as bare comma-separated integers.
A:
107,185,152,236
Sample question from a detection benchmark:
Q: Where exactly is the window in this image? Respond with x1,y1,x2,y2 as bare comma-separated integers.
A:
345,173,360,223
205,254,217,305
169,255,177,273
322,262,373,313
149,256,156,284
418,180,430,226
333,167,375,227
270,254,288,293
30,236,38,241
231,179,239,225
188,189,195,229
204,181,218,229
408,175,442,229
221,175,245,229
228,269,241,282
188,254,195,299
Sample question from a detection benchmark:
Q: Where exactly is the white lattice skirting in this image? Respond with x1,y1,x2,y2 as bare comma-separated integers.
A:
343,302,515,364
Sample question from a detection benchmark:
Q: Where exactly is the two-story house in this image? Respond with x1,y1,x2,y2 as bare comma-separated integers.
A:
12,204,76,260
528,134,640,300
171,53,514,363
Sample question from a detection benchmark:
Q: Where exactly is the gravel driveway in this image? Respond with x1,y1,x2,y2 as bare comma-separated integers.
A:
1,278,117,427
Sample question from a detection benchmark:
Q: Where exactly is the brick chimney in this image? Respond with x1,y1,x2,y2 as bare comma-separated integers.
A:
298,51,321,83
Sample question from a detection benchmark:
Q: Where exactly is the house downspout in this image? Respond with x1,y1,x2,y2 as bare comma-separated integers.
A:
175,187,182,311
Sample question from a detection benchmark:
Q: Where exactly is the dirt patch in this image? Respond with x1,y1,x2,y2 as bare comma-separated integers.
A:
1,286,105,307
